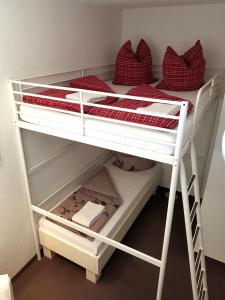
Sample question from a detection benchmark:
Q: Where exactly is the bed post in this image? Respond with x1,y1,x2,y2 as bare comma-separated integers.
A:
43,247,56,259
86,270,101,284
156,101,188,300
9,80,41,260
156,162,180,300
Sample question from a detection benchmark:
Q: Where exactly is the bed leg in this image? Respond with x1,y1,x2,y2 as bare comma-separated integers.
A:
43,246,55,259
86,270,101,283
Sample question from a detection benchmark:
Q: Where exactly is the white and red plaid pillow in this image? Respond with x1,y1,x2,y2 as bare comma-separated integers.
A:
69,75,115,93
89,84,193,129
113,39,156,86
156,40,205,91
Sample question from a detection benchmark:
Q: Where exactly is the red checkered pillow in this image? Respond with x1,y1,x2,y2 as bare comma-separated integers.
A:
69,75,115,93
89,84,193,129
113,39,156,86
156,40,205,91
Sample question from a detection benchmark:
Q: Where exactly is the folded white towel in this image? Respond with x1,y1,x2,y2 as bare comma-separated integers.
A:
72,201,105,228
137,103,180,115
66,92,104,103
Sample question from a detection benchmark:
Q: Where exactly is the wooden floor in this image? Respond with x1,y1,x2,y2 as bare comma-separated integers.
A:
13,187,225,300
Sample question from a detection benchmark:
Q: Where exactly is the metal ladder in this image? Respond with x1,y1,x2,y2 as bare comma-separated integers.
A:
180,141,209,300
156,138,209,300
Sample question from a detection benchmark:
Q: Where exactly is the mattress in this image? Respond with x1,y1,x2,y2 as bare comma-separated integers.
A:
20,80,198,155
39,158,162,256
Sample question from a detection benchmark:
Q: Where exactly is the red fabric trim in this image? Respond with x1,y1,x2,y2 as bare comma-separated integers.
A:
89,84,193,129
69,75,115,93
23,76,118,113
23,89,82,112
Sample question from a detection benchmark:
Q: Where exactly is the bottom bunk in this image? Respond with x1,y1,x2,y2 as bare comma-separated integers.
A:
38,157,162,282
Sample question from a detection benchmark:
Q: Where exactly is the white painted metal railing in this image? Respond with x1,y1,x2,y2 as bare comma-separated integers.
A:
8,65,223,300
10,70,223,158
192,71,223,136
10,78,188,166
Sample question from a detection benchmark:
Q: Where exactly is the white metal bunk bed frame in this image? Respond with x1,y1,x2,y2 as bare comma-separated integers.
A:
9,66,223,300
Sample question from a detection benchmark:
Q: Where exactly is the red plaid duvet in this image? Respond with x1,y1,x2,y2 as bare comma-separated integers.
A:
23,88,82,112
89,84,193,129
23,76,117,113
69,75,115,93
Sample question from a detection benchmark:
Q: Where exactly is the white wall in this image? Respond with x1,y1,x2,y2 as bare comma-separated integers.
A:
0,0,122,277
122,3,225,69
122,3,225,191
202,96,225,263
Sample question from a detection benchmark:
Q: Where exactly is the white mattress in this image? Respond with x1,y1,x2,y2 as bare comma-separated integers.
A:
20,80,198,155
39,158,162,256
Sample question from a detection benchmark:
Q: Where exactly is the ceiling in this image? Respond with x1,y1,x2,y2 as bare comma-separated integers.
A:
76,0,225,9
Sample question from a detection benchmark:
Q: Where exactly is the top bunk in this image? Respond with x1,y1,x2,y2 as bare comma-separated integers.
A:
9,65,223,165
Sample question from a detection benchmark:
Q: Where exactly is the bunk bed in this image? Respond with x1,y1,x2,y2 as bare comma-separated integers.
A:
9,65,223,300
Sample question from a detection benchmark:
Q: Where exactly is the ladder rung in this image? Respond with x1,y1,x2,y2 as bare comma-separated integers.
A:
197,270,204,292
193,225,200,248
199,283,204,299
196,262,202,286
200,289,206,300
190,202,198,223
187,174,196,194
196,261,201,282
195,248,203,270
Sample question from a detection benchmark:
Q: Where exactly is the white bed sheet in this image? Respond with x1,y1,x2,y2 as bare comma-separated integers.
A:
20,80,198,155
39,158,162,256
